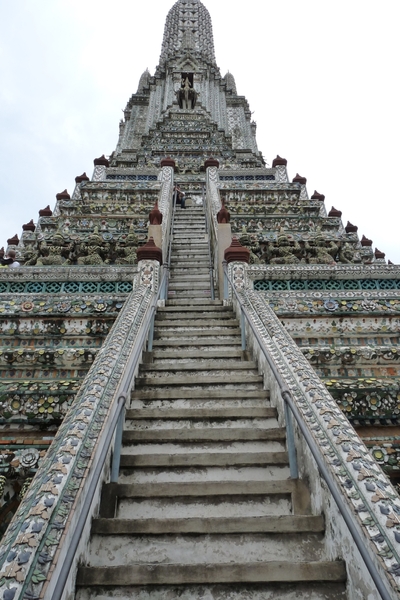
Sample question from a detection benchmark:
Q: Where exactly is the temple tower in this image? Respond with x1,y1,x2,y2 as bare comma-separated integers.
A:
1,1,400,598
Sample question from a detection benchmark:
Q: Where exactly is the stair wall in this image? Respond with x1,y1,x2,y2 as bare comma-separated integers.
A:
0,270,160,600
229,262,400,598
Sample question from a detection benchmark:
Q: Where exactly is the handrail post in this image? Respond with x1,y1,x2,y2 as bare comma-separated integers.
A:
282,390,299,479
161,262,169,301
223,260,229,300
240,308,246,351
111,395,127,483
147,310,155,352
209,266,215,301
202,186,215,300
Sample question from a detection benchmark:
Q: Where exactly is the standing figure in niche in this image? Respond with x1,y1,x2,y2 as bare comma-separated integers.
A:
176,77,198,109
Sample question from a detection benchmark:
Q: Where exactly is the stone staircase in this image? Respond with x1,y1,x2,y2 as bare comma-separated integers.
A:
76,205,348,599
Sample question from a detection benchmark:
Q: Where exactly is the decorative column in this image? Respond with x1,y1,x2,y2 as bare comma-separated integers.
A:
137,237,163,293
272,155,288,183
224,237,250,301
92,155,109,182
148,202,163,250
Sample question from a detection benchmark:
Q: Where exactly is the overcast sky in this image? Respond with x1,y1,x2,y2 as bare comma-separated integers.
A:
1,0,399,263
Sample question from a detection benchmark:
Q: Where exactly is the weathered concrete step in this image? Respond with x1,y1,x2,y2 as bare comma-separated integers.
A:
168,291,214,299
166,298,223,305
126,407,273,419
172,235,206,240
83,528,326,565
154,321,240,330
132,388,269,399
171,263,210,270
139,361,256,372
172,238,207,244
122,427,285,442
135,373,263,385
92,514,323,534
121,466,291,486
168,281,213,290
100,479,311,519
120,450,287,468
173,227,205,232
171,252,209,258
77,561,346,586
170,264,210,270
168,278,211,285
171,244,207,250
167,288,214,295
154,329,242,339
151,340,241,349
75,582,347,600
149,349,243,358
173,223,206,228
106,479,299,498
117,491,293,520
126,417,276,430
172,247,209,253
157,305,228,313
172,239,208,245
154,313,235,322
169,272,210,279
170,270,210,276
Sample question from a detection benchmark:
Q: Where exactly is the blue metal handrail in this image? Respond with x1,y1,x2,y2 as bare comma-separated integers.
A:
202,184,215,300
52,186,177,600
147,191,176,352
222,261,392,600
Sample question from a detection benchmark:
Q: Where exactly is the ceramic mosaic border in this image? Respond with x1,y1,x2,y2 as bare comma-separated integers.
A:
0,266,136,282
245,264,400,280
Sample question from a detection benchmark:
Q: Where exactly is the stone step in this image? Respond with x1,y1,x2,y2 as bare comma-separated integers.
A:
172,244,209,250
167,290,215,298
167,283,212,290
151,338,241,347
173,233,206,239
92,514,323,535
101,478,306,500
165,298,223,305
116,488,294,520
76,582,347,599
122,428,285,443
173,229,206,235
168,280,213,289
126,407,273,420
154,319,239,327
169,274,210,282
120,450,287,468
135,373,263,385
172,236,207,241
172,238,207,244
170,246,207,252
155,305,231,313
154,329,241,339
139,360,257,372
171,258,209,264
149,348,243,358
131,388,269,400
170,264,209,271
171,250,208,256
77,561,346,587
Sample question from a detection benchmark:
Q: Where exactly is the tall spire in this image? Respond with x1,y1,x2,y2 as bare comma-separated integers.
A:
159,0,216,66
